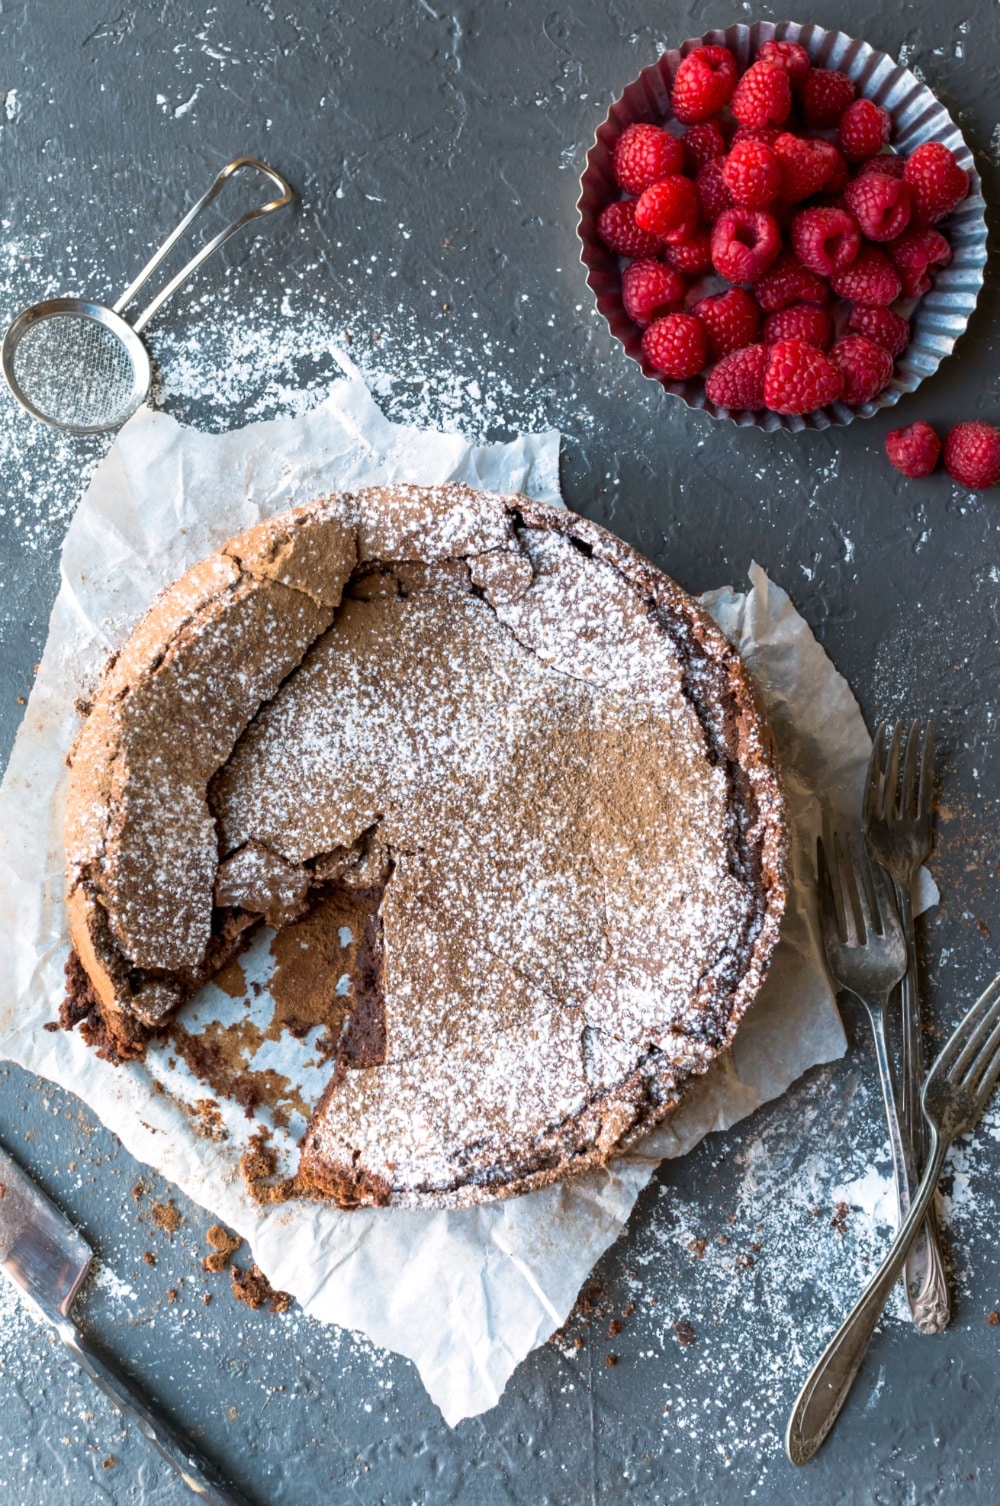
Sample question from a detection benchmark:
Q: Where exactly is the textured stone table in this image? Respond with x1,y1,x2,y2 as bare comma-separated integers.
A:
1,2,998,1502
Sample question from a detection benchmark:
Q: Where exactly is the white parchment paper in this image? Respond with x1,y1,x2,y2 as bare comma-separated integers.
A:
0,368,925,1426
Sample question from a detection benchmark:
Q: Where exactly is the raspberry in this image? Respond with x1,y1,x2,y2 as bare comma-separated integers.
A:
705,343,769,409
857,153,905,180
597,199,662,258
641,312,708,379
821,146,850,195
754,252,831,311
772,133,840,202
682,120,727,169
799,68,855,128
613,123,687,195
663,230,714,275
828,334,894,404
887,226,952,298
762,302,834,349
758,39,811,83
722,139,782,208
829,246,901,305
671,46,739,125
847,304,910,358
904,142,970,226
692,287,761,359
694,158,733,222
731,61,792,130
763,338,845,413
885,421,941,478
731,124,783,149
621,258,686,327
844,174,912,242
711,208,782,283
943,421,1000,489
634,175,699,244
837,98,892,163
791,206,861,276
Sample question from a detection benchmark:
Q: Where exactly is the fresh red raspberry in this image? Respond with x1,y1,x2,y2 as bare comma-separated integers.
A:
904,142,970,226
694,158,734,222
663,230,714,275
847,304,910,358
621,258,686,326
597,199,662,258
754,251,831,311
682,120,727,169
761,302,834,349
691,287,761,359
613,123,687,195
887,226,952,297
791,206,861,276
641,312,708,379
758,39,811,82
764,338,845,413
821,146,851,195
711,208,782,283
705,343,769,409
731,61,792,130
772,133,840,202
635,175,699,244
671,46,739,125
722,139,782,208
731,124,783,149
799,68,855,128
836,98,892,163
885,421,941,478
943,421,1000,489
844,174,912,242
829,246,901,305
856,153,905,180
828,334,894,404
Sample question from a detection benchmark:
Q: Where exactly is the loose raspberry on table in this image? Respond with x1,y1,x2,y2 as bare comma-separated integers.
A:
762,302,834,349
885,421,941,478
635,174,699,243
682,120,728,169
711,208,782,282
694,158,734,222
621,259,687,326
791,206,861,277
663,229,714,275
731,61,792,130
641,312,708,379
847,304,910,358
829,334,894,404
904,141,970,226
722,139,782,208
857,153,905,180
887,226,952,297
754,252,831,311
671,45,739,124
837,98,892,163
597,199,662,257
613,122,687,195
692,286,761,359
758,39,811,82
798,68,855,128
943,421,1000,489
844,174,912,242
705,343,769,409
763,338,845,413
829,246,901,305
772,133,840,202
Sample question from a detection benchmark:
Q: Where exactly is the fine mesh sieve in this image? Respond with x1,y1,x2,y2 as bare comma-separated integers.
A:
2,156,294,435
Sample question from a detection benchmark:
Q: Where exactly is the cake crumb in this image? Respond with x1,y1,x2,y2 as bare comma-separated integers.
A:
987,1311,999,1326
674,1319,697,1348
166,1288,178,1305
831,1201,850,1236
230,1263,292,1314
150,1199,182,1237
142,1251,156,1266
687,1237,707,1259
604,1353,618,1367
608,1318,623,1337
202,1223,242,1273
101,1456,116,1470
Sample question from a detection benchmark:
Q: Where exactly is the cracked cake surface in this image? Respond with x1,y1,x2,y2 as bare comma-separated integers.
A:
63,484,786,1208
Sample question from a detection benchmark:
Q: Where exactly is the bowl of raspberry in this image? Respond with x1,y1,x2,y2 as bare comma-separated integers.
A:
577,20,986,430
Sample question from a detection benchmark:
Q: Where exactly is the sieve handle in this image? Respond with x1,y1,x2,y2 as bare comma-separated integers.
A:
113,157,294,334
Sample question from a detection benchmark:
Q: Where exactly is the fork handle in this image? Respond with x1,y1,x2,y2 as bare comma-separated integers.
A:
786,1129,948,1465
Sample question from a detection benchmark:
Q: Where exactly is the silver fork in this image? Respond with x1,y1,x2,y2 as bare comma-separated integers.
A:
864,719,950,1334
787,970,1000,1463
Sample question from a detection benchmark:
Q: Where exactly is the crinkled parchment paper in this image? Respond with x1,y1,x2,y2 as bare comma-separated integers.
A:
0,365,931,1426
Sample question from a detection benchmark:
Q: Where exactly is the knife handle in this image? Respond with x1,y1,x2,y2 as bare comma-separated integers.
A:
55,1319,256,1506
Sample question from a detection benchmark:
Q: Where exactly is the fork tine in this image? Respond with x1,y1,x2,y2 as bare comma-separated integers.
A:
840,829,868,946
900,718,922,823
865,721,888,829
931,975,1000,1086
885,720,904,824
964,1014,1000,1104
865,838,900,941
917,718,936,820
970,1041,1000,1118
847,830,875,943
820,819,850,947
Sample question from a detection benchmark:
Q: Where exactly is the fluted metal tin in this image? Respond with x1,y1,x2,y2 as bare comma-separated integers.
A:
577,20,987,431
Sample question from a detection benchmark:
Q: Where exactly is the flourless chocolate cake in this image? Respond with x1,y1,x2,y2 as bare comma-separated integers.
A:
63,484,786,1209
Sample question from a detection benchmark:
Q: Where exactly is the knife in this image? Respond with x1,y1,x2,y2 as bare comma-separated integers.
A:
0,1138,255,1505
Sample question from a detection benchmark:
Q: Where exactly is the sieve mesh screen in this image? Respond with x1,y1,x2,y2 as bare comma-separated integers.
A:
11,314,142,429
